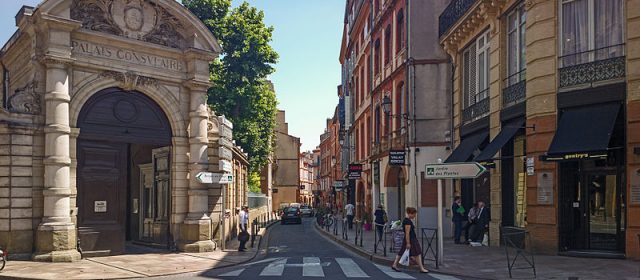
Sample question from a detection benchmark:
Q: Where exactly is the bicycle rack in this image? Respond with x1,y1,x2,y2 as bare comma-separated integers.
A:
502,226,536,278
342,219,348,240
354,220,363,247
333,216,339,235
420,227,439,268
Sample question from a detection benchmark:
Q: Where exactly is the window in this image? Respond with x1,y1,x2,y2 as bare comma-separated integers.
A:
374,39,381,75
375,105,381,143
506,4,526,86
560,0,624,67
360,67,365,100
396,9,405,53
462,31,490,108
384,25,391,65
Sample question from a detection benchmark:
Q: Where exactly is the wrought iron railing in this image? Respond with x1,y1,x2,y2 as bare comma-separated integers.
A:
503,69,526,107
559,44,626,88
438,0,478,37
462,92,490,123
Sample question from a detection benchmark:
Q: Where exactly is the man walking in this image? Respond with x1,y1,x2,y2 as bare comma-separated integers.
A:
238,206,249,251
452,196,465,244
345,203,355,229
472,201,489,243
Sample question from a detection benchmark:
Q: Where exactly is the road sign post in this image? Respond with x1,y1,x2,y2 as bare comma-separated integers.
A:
425,161,487,266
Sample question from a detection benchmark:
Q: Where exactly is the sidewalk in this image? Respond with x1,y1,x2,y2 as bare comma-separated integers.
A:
316,215,640,279
0,223,275,280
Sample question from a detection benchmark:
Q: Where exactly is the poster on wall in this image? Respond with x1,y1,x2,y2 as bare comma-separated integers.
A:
537,172,553,205
630,169,640,205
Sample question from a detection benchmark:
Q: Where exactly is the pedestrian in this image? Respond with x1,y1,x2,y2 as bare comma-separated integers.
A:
374,205,388,241
471,201,489,243
463,202,479,243
452,196,465,244
238,206,249,251
391,207,429,273
345,202,355,229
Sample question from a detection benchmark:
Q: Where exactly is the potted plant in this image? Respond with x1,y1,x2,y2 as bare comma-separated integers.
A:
362,212,372,231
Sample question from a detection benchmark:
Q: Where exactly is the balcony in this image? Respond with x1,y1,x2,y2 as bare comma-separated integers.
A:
559,44,626,89
462,93,489,124
502,69,526,107
439,0,478,37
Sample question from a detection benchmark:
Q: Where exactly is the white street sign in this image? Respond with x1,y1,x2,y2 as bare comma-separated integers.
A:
424,162,487,179
219,159,233,172
196,172,233,184
219,146,233,160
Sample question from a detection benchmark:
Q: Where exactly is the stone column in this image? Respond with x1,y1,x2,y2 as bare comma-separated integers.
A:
179,82,215,252
33,60,80,262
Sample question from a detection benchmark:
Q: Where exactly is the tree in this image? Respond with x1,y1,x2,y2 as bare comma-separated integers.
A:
183,0,279,191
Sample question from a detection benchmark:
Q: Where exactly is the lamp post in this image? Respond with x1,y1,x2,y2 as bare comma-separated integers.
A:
382,95,392,115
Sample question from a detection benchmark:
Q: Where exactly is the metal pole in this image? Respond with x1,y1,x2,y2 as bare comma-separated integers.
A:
221,184,226,251
436,158,444,266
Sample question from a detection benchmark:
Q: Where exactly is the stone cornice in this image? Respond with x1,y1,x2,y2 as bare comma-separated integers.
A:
440,0,506,61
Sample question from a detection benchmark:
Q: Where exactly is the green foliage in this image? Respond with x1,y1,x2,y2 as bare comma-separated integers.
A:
248,171,262,193
184,0,279,172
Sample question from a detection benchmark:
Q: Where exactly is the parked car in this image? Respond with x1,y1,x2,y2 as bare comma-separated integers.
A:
280,207,302,224
300,205,313,217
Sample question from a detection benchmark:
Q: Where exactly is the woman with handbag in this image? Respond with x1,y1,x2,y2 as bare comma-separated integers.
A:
391,207,429,273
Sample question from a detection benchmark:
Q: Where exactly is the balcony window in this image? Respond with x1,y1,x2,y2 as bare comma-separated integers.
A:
560,0,625,87
374,39,381,76
384,25,391,65
503,3,527,107
396,9,404,54
462,31,490,122
375,105,381,143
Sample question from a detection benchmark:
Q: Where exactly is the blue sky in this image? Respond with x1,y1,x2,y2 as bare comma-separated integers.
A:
0,0,344,151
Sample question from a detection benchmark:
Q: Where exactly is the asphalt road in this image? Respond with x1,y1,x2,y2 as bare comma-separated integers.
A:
153,217,477,280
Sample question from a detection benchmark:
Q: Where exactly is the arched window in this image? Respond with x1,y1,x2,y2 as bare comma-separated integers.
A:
396,9,405,53
374,39,381,75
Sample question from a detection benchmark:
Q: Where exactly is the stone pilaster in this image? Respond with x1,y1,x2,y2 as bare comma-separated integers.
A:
33,60,80,262
179,82,215,252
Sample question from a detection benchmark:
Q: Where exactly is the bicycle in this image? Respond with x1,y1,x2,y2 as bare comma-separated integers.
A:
0,246,6,271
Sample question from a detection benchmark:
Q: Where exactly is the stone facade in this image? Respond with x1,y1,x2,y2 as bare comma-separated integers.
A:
440,0,640,258
271,110,301,210
0,0,229,261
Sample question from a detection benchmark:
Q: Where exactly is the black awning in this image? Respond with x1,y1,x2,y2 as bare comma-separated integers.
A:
542,103,620,161
445,131,488,163
474,119,525,163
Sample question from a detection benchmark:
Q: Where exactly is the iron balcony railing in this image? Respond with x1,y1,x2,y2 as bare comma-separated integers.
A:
462,91,490,123
503,69,526,107
439,0,478,37
559,44,626,88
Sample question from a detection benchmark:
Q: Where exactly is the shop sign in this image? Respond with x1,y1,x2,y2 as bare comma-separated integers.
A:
537,172,553,205
348,164,363,179
219,160,233,172
333,180,345,188
389,150,405,165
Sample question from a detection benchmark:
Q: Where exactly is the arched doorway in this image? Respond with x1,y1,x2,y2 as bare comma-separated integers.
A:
357,182,365,219
385,166,406,220
76,88,172,255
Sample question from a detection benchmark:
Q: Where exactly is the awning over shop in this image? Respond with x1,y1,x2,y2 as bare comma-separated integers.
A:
445,131,489,163
474,119,525,163
542,103,620,161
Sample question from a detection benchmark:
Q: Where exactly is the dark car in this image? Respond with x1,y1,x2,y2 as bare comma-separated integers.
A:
280,207,302,224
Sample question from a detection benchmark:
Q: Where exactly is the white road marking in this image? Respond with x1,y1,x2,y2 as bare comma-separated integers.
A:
430,273,463,280
302,257,324,277
259,258,287,276
335,258,369,278
218,268,245,277
374,264,415,279
241,257,281,267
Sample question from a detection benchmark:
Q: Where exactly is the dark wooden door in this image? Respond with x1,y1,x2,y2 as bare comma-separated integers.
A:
77,140,128,255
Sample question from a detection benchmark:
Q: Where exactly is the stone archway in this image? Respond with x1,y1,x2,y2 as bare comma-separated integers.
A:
385,166,406,220
75,88,172,255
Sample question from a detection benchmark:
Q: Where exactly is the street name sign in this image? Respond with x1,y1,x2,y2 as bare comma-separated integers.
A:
219,159,233,172
196,172,233,184
219,146,233,160
424,162,487,179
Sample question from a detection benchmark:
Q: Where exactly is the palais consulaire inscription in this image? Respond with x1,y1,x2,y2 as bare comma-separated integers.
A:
72,40,184,72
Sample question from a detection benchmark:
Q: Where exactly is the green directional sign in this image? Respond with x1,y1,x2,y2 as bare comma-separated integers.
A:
424,162,487,179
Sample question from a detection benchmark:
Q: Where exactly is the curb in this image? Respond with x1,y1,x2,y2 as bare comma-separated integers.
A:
313,222,494,280
0,220,280,280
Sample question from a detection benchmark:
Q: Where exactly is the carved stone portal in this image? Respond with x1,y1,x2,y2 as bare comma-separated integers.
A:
71,0,187,49
100,70,159,90
8,82,41,114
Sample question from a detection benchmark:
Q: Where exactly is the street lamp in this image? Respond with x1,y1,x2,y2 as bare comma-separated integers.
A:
382,95,392,115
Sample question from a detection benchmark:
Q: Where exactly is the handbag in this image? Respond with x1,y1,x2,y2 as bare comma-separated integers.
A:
238,231,250,242
383,213,388,223
399,249,410,266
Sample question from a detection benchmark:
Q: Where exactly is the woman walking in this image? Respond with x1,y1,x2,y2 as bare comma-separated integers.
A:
391,207,429,273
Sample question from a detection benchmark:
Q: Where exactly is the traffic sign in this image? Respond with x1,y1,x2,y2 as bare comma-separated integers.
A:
424,162,486,179
196,172,233,184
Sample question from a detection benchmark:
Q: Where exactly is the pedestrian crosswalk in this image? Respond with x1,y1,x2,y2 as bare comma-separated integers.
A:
217,257,463,279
